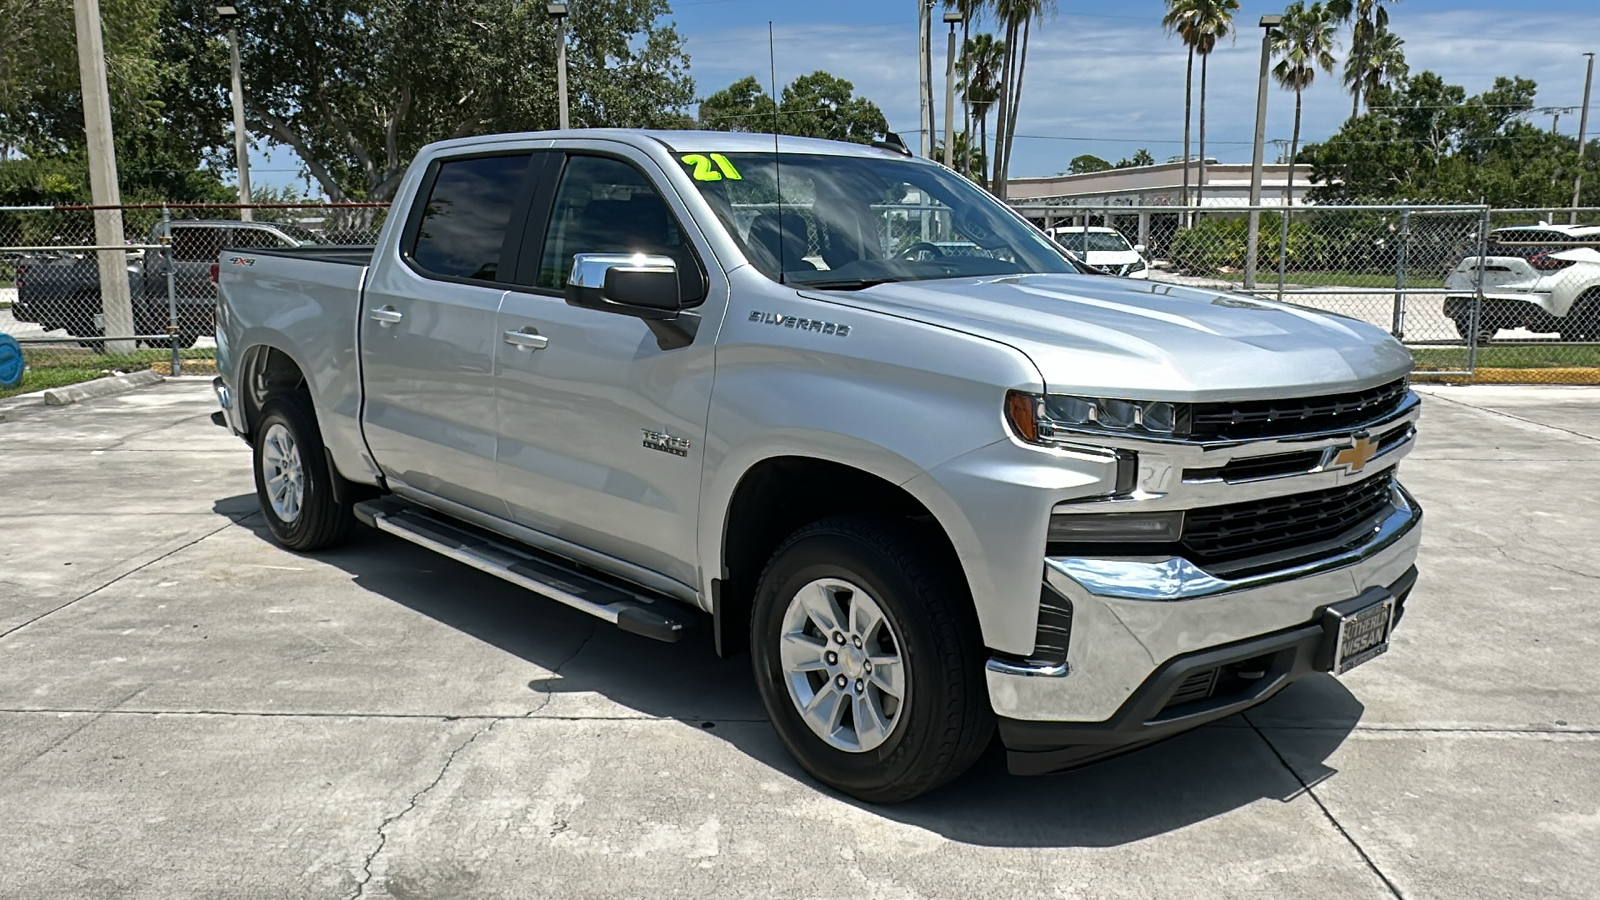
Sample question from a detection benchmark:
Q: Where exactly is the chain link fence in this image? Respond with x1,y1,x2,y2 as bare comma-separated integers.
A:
1015,203,1600,384
0,203,384,397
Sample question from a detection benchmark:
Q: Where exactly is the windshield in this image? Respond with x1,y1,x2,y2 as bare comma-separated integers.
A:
1054,231,1133,253
680,152,1079,288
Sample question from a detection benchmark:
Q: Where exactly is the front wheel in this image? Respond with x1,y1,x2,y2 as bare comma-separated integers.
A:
252,393,355,551
750,517,993,803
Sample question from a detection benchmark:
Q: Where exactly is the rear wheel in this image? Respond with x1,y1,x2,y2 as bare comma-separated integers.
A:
1559,291,1600,341
252,392,355,551
750,517,993,803
1451,312,1496,345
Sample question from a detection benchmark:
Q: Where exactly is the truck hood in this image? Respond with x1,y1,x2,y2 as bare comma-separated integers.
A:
802,273,1413,401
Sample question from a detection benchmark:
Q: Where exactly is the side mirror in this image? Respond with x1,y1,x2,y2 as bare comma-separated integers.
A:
1133,243,1147,255
565,253,680,317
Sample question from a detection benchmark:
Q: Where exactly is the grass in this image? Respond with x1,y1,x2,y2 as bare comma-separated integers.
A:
1412,343,1600,370
1,346,214,399
1214,269,1447,290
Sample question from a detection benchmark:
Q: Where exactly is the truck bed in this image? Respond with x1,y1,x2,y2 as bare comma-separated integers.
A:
229,245,375,267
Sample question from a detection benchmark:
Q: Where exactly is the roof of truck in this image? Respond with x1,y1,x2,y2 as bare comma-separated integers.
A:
1491,223,1600,238
420,129,918,161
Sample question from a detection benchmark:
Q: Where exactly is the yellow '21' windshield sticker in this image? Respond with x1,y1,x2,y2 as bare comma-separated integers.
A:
680,153,742,182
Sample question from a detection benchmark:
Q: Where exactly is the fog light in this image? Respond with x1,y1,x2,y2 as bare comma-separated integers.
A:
1048,510,1184,543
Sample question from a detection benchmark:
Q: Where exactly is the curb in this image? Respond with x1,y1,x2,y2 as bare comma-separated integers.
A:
42,370,165,406
1416,367,1600,386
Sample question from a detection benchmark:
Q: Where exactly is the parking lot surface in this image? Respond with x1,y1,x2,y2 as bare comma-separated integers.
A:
0,379,1596,899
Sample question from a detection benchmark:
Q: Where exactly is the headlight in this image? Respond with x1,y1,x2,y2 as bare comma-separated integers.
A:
1128,258,1148,272
1007,391,1191,441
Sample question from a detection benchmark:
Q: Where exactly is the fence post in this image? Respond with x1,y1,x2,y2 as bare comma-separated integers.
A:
1391,208,1411,339
162,206,180,377
1276,203,1291,303
1466,206,1490,374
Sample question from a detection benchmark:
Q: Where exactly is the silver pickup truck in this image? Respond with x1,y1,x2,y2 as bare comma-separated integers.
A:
212,130,1421,803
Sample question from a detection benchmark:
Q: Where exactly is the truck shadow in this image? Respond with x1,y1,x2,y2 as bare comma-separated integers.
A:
222,499,1364,849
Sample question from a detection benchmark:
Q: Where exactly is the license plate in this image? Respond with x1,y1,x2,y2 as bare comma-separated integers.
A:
1333,595,1395,674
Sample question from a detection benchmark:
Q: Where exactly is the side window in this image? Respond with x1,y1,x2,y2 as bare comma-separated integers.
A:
173,227,225,262
408,153,533,282
229,228,291,249
536,155,703,301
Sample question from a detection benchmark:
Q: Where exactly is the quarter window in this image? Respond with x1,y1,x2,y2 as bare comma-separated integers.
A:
409,154,533,282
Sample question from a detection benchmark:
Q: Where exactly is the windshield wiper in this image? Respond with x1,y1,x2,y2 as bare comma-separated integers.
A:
793,277,903,291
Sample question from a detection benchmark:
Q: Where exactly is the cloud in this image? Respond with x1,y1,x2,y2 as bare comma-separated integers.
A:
685,7,1597,179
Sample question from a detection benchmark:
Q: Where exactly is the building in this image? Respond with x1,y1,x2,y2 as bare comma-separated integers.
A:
1006,160,1315,254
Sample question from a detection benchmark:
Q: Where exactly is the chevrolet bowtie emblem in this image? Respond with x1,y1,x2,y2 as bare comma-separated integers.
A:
1331,434,1379,474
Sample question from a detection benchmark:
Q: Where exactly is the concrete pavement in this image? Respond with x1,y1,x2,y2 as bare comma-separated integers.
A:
0,379,1596,898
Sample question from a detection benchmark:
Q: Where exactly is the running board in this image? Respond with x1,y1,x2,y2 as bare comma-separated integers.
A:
353,497,695,642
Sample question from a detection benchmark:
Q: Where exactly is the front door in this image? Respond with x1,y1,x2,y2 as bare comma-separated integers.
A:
493,151,719,589
360,151,536,514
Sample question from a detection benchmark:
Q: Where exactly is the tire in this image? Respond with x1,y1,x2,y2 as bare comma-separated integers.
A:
1559,292,1600,341
750,516,993,803
1450,314,1495,346
252,392,355,551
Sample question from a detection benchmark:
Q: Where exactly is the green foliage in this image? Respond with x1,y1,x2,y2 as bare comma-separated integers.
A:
1116,149,1157,168
697,72,887,145
1068,154,1113,175
1302,71,1600,206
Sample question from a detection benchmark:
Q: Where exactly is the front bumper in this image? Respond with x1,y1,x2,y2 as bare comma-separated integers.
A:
986,485,1422,773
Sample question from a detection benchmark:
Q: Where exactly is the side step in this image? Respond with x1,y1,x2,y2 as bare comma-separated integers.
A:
353,497,696,642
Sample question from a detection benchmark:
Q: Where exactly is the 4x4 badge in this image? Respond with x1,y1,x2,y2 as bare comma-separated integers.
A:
1330,433,1379,474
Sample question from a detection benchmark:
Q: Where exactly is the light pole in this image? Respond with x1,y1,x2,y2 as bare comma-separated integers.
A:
943,11,961,169
1572,52,1594,224
548,2,570,130
1243,14,1281,292
918,1,933,158
72,0,135,354
216,6,251,221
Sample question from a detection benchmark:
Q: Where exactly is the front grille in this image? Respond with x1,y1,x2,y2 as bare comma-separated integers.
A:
1181,470,1396,567
1190,378,1409,441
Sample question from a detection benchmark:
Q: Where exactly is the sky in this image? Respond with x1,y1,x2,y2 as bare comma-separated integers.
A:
250,0,1600,193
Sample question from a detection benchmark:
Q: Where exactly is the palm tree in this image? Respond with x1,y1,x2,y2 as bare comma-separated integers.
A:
1272,1,1340,205
1344,24,1408,115
960,32,1005,189
1330,0,1400,117
989,0,1056,199
1192,0,1239,209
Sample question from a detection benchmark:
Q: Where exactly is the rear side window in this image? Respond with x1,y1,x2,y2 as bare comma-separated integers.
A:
230,228,294,249
409,154,532,282
172,227,225,262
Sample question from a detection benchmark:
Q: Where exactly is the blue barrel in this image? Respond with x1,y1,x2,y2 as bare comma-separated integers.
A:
0,334,22,389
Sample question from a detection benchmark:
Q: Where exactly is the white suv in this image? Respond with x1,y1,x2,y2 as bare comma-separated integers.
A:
1049,226,1150,279
1443,224,1600,341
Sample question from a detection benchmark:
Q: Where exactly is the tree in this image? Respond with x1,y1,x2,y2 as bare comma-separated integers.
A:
1116,148,1157,167
1344,24,1408,115
1068,154,1113,174
959,33,1005,189
159,0,693,203
1165,0,1238,211
698,72,887,145
990,0,1057,199
1271,1,1340,205
1329,0,1400,117
933,132,987,182
697,77,777,132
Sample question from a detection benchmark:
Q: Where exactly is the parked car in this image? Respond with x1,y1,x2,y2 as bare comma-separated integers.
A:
212,130,1421,802
1442,224,1600,342
11,219,316,347
1047,225,1150,278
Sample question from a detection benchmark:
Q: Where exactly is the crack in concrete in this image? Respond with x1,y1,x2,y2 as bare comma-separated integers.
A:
524,622,600,718
1419,391,1600,445
1491,545,1600,582
0,510,259,643
1245,713,1407,899
348,719,499,900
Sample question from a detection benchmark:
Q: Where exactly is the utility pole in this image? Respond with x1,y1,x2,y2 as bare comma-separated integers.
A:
943,11,961,168
1244,15,1280,292
216,6,251,221
549,3,570,130
72,0,136,354
918,0,932,158
1573,52,1594,224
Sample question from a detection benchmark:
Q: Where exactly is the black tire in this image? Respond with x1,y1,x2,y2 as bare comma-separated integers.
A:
750,516,993,803
252,392,355,551
1450,314,1495,346
1559,292,1600,341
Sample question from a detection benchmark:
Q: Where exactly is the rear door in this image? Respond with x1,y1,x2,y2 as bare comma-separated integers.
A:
491,148,720,588
359,151,542,514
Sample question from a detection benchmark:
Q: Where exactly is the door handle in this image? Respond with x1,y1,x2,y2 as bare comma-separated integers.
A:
370,306,403,326
503,328,549,352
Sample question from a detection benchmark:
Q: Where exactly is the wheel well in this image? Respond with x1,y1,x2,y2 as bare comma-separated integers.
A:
240,346,308,439
714,456,966,658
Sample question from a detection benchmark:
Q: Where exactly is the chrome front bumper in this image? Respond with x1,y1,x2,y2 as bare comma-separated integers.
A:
986,485,1422,723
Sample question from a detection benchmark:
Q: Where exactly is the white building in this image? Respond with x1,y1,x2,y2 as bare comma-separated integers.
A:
1006,161,1316,252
